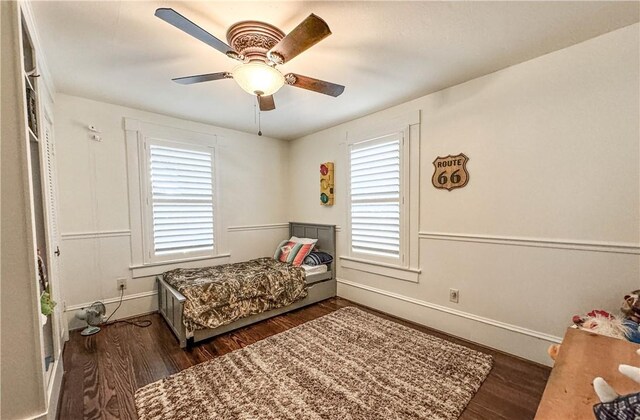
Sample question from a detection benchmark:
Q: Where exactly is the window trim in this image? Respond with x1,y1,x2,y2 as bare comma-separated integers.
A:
129,252,231,279
340,256,420,283
344,110,420,275
124,118,225,270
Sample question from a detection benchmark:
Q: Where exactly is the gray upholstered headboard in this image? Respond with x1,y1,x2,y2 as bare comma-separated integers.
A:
289,222,336,261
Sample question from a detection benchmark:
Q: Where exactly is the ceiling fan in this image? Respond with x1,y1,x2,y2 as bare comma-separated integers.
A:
155,8,345,112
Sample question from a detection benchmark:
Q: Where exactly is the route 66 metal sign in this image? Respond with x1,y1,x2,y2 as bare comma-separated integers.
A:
432,153,469,191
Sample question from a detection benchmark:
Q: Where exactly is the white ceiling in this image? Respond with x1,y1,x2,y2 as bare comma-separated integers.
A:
32,1,639,140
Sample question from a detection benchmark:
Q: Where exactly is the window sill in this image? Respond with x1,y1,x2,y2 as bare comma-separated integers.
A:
339,256,420,283
130,253,231,278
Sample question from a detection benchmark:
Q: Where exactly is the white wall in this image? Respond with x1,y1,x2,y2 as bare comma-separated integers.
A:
54,94,291,329
288,24,640,365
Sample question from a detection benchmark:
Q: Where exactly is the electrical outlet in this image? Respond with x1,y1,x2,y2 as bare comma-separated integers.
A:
449,288,459,303
117,278,127,291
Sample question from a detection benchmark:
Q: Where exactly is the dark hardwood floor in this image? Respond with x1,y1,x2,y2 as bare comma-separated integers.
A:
57,297,550,419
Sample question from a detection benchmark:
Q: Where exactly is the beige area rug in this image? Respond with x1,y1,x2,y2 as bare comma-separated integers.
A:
136,307,493,420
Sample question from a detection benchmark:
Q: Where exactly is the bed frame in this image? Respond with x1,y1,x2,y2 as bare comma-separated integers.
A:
156,222,337,348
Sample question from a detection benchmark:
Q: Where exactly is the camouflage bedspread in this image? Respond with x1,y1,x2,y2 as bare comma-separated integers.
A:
162,257,307,333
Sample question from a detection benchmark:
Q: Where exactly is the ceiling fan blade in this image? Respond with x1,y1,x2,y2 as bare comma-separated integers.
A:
155,8,242,60
284,73,345,97
257,95,276,111
267,14,331,65
172,72,231,85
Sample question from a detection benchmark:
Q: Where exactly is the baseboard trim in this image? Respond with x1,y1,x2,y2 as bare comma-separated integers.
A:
337,278,562,344
418,231,639,255
227,223,288,232
65,290,158,312
61,229,131,240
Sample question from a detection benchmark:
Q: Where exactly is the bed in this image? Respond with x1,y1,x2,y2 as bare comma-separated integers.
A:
156,222,336,348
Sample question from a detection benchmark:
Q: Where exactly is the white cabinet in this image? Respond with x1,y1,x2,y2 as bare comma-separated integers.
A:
0,1,64,419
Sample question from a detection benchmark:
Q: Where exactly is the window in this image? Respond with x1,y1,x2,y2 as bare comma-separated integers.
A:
342,111,420,282
125,118,226,276
349,133,403,264
146,141,215,261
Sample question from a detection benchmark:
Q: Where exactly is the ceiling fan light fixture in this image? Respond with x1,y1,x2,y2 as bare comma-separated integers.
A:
232,62,284,96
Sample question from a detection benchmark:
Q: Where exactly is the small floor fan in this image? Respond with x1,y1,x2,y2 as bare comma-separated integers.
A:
76,301,106,336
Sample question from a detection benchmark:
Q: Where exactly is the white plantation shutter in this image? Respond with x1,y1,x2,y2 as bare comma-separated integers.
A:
43,117,62,295
43,124,59,248
148,142,215,258
349,134,402,260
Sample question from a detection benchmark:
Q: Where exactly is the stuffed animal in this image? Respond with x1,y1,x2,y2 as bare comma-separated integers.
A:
621,320,640,344
573,312,629,340
548,293,640,362
548,310,631,361
592,349,640,418
621,290,640,344
620,290,640,343
573,309,614,323
622,290,640,323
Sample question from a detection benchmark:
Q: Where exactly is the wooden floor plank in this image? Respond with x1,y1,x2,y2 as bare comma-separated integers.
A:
58,333,85,419
112,323,137,419
57,297,549,419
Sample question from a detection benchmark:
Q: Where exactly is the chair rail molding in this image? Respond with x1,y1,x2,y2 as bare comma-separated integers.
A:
227,223,343,233
227,223,289,232
418,231,640,255
61,229,131,240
